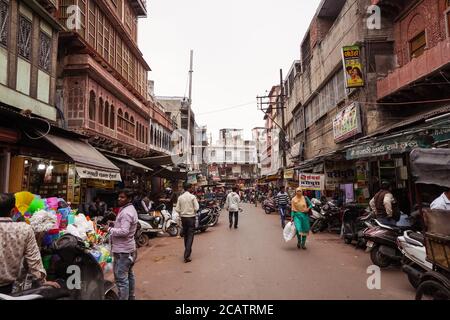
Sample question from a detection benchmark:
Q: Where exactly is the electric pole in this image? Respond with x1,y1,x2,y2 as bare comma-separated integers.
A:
187,50,194,171
279,69,287,168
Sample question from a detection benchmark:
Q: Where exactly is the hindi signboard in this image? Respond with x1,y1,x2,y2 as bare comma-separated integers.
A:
333,102,362,142
299,173,325,191
342,45,365,88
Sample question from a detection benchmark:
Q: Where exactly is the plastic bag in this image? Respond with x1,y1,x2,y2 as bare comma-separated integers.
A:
283,221,296,242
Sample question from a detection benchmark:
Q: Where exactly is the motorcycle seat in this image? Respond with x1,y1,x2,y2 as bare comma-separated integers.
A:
138,214,156,222
408,232,425,245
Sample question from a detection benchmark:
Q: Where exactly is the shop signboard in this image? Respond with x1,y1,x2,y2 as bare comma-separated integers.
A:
187,173,197,185
325,162,355,190
342,45,365,88
76,166,122,181
299,173,325,191
346,134,430,160
284,168,295,180
333,103,362,142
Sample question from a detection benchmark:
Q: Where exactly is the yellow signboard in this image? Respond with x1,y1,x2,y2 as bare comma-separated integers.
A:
342,45,364,88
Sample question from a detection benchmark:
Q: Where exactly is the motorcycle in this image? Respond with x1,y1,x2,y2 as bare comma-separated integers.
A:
308,198,324,227
0,234,118,300
364,213,418,268
179,208,214,236
262,197,277,214
397,230,432,289
137,204,179,245
342,205,375,247
311,200,342,234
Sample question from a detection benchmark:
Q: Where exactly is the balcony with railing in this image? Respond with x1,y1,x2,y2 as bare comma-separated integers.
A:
377,39,450,100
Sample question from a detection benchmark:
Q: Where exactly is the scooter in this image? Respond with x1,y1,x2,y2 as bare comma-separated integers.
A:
309,198,324,227
179,208,213,236
138,204,179,244
342,205,375,247
262,197,277,214
0,234,118,300
398,230,432,289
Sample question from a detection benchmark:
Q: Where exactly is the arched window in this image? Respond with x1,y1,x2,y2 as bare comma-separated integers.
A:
130,116,135,137
98,98,104,125
110,105,115,129
88,91,96,121
136,123,139,141
124,112,129,135
118,108,123,130
150,126,153,144
104,102,109,127
145,128,148,144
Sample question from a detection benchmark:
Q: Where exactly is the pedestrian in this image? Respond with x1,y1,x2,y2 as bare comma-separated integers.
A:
225,186,241,229
108,189,138,300
275,186,291,228
174,183,200,263
291,187,313,250
430,188,450,211
369,180,400,225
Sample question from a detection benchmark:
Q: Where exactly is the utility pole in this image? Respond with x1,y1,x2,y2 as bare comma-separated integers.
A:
187,50,194,171
279,69,287,168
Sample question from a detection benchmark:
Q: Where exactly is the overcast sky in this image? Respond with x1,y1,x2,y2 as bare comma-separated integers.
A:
138,0,321,141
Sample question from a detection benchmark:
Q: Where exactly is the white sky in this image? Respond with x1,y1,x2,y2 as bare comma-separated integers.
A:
138,0,321,141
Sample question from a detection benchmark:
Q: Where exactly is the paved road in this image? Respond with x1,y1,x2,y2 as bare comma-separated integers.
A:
134,203,415,300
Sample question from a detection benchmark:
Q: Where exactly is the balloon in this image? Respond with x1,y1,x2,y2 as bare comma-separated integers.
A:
15,192,35,214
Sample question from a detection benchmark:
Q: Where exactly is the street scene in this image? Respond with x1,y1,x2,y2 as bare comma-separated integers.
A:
1,0,450,303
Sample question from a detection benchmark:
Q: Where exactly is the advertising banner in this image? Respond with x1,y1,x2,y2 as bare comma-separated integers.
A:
333,102,362,142
299,173,325,191
342,45,365,88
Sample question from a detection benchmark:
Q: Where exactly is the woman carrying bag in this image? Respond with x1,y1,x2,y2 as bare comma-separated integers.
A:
291,187,313,250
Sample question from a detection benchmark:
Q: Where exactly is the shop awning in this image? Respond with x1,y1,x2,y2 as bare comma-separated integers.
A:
151,165,188,180
136,154,184,167
43,133,121,181
410,148,450,189
106,155,153,172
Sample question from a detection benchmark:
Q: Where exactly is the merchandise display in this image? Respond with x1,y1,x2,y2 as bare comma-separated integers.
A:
12,191,113,273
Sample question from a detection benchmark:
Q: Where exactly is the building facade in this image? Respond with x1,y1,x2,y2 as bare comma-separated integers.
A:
207,129,258,185
56,0,155,158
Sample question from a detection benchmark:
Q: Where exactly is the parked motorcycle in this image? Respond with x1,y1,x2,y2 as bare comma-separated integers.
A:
137,204,179,245
0,234,118,300
364,213,418,268
342,205,375,247
309,198,324,227
262,197,277,214
311,200,342,234
179,208,214,236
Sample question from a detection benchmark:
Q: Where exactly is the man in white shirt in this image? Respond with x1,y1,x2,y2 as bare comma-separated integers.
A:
174,183,200,263
225,186,241,229
430,189,450,211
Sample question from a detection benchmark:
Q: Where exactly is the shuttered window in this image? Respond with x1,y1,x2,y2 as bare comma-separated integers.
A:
0,0,8,47
410,31,426,59
38,32,51,72
18,15,32,60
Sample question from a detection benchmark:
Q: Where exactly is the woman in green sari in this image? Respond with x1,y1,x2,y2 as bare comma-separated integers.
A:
291,187,313,249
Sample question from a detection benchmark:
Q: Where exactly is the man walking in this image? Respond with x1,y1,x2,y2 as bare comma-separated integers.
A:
275,186,291,228
174,183,200,263
108,189,138,300
226,186,241,229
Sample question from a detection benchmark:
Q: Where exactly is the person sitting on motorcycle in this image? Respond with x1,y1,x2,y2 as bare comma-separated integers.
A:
0,193,60,294
369,181,399,226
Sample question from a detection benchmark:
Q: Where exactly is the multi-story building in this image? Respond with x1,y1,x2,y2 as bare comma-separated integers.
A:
207,129,258,185
56,0,156,158
263,0,450,209
0,0,60,120
0,0,62,192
